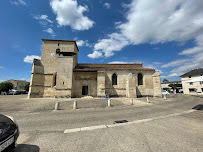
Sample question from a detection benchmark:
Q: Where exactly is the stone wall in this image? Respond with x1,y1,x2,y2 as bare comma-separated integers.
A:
105,70,155,97
152,71,162,97
126,73,137,98
97,71,106,97
72,72,97,97
28,61,45,98
29,40,79,98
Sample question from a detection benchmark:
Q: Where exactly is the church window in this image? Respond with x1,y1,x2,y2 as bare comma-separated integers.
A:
138,73,143,85
112,73,117,85
53,73,57,87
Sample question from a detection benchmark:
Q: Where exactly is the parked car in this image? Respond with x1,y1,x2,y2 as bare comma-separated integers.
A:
162,90,170,95
18,90,27,94
0,114,19,151
7,91,20,95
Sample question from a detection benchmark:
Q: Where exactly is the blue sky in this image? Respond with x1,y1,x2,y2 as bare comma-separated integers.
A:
0,0,203,82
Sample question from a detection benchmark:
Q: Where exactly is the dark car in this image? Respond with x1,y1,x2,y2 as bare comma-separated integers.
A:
0,114,19,152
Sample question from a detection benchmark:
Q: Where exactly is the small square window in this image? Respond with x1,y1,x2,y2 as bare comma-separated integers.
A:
190,82,193,85
200,81,203,85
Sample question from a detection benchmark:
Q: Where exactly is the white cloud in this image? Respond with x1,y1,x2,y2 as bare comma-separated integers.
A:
143,64,163,73
161,48,203,77
43,28,55,36
92,0,203,58
162,33,203,77
24,55,41,64
34,15,53,25
161,59,190,68
153,62,162,65
108,61,129,64
104,3,111,9
87,51,103,59
161,73,178,78
169,52,203,76
179,47,203,55
10,0,27,6
76,40,89,47
21,78,30,82
0,66,3,69
93,33,129,57
50,0,94,30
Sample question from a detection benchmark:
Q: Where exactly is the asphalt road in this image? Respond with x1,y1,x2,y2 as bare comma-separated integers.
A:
0,94,202,152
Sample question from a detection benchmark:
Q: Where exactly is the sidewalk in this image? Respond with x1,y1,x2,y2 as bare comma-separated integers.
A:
0,94,176,113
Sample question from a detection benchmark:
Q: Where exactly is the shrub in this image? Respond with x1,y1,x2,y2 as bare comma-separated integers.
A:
0,82,13,92
24,82,30,92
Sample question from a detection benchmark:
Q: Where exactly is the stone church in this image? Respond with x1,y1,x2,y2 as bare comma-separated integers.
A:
28,39,161,98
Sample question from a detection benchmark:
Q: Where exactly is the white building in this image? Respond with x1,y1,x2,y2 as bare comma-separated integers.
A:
181,69,203,95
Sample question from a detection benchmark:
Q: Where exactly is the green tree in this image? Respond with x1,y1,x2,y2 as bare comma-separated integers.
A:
24,82,30,92
163,88,170,91
163,79,169,82
0,82,13,92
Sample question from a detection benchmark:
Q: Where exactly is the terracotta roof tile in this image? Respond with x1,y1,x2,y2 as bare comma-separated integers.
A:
74,66,155,72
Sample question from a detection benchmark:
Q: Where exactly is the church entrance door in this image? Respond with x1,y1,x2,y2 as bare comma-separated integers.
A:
82,86,88,96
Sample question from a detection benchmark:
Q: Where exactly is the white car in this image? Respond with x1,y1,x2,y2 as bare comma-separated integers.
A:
162,91,170,95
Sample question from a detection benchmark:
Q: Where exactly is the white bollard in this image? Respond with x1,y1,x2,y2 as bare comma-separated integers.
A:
164,95,166,100
130,98,133,105
146,96,150,103
73,100,77,109
107,99,111,107
55,101,60,110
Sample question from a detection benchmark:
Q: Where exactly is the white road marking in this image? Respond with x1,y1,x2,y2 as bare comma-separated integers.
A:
81,125,107,131
64,128,81,133
64,109,195,134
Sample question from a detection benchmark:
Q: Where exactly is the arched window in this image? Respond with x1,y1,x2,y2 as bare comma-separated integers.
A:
112,73,117,85
138,73,143,85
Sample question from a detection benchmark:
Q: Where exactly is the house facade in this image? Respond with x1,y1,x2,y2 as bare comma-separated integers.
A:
28,39,161,98
181,69,203,95
6,79,28,91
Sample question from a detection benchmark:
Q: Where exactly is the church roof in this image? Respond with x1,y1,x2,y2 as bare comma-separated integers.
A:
74,64,155,72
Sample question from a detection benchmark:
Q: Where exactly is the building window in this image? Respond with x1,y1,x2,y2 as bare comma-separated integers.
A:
189,88,196,92
190,82,193,85
53,73,57,87
200,81,203,85
138,73,143,86
112,73,117,85
189,76,191,78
